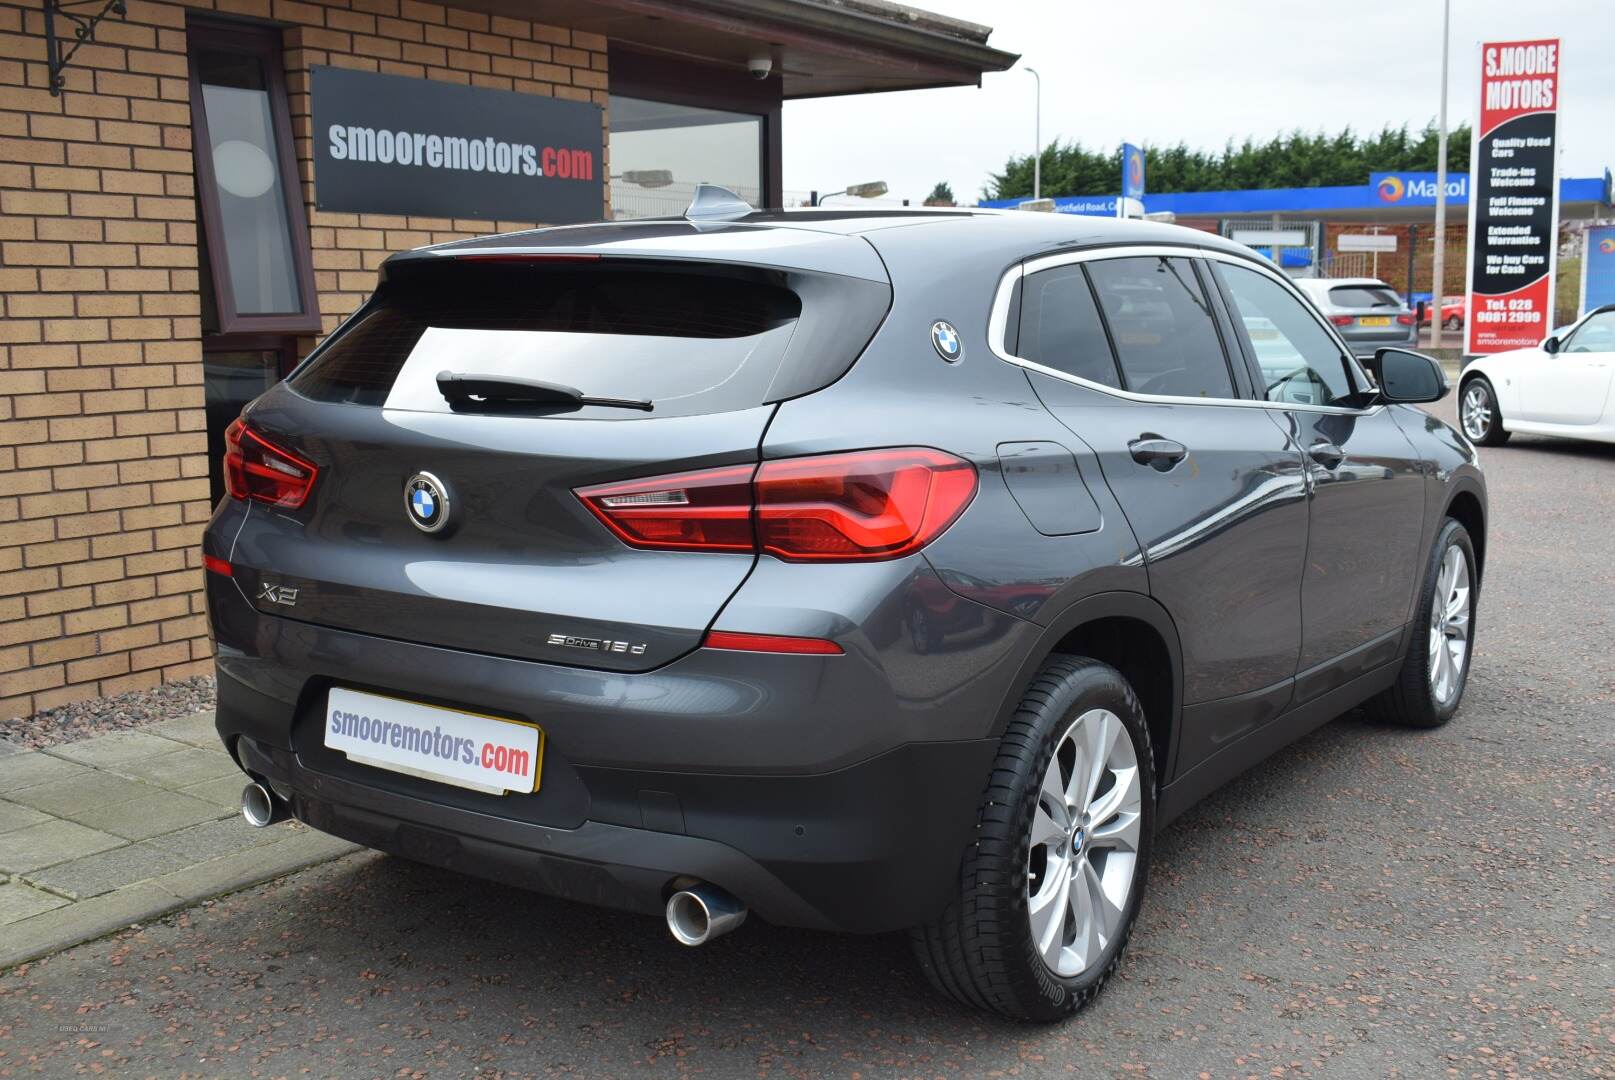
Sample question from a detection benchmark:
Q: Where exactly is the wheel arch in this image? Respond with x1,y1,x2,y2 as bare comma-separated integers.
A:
994,591,1183,788
1443,483,1487,582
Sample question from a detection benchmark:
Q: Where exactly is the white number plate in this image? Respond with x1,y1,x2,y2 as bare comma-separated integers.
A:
324,687,543,795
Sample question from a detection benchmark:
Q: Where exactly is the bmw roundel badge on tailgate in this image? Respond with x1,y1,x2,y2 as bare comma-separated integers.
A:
405,471,450,533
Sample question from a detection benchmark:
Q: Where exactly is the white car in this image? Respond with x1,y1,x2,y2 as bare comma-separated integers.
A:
1457,305,1615,446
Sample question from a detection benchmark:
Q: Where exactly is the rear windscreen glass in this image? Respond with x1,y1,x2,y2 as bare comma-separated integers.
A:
1328,285,1401,309
289,266,803,418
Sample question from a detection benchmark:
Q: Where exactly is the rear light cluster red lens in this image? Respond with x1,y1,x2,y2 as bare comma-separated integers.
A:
703,630,844,655
223,419,319,509
1329,315,1354,327
577,448,977,562
1395,313,1415,325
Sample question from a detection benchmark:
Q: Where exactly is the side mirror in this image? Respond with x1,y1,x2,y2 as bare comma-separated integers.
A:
1367,348,1448,404
1542,335,1560,355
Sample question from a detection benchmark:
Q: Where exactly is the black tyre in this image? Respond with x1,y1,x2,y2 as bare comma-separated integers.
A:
1459,376,1509,446
1366,518,1477,728
1443,314,1463,331
911,657,1154,1021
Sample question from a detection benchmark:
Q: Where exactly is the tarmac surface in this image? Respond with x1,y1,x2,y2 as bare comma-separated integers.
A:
2,399,1612,1078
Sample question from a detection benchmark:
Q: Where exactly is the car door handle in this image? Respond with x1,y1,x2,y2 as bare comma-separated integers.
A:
1128,435,1188,472
1308,441,1345,470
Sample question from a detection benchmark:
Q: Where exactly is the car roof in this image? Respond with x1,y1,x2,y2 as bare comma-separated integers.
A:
1305,277,1395,289
396,209,1265,282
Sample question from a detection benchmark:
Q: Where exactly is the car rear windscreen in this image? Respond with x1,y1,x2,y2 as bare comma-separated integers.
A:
1327,285,1402,309
289,264,806,418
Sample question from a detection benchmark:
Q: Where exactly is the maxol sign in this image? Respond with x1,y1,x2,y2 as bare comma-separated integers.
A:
1369,172,1469,206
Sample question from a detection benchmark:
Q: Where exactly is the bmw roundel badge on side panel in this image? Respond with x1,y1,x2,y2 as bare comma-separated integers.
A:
931,320,963,363
405,471,450,533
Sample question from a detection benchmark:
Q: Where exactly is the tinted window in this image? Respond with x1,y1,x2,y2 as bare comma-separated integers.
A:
1016,265,1121,388
291,267,803,418
1217,264,1355,406
1328,284,1401,309
1087,256,1235,399
1564,311,1615,353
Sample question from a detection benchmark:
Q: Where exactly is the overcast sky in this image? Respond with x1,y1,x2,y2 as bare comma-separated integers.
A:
782,0,1613,206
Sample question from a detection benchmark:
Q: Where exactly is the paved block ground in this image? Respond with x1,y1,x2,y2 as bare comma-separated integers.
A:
0,713,356,970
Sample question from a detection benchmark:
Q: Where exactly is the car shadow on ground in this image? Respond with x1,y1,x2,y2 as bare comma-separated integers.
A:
1492,433,1615,460
257,702,1408,1036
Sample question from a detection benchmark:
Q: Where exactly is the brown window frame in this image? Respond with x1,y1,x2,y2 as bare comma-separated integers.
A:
608,48,783,209
187,21,321,336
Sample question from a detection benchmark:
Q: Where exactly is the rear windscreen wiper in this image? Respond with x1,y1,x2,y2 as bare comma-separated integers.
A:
436,372,653,413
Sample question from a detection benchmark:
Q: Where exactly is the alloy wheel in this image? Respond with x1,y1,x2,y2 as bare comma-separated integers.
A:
1461,384,1491,441
1428,545,1471,706
1025,708,1142,978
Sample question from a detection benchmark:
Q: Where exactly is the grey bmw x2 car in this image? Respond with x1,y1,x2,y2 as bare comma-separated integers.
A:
204,197,1486,1022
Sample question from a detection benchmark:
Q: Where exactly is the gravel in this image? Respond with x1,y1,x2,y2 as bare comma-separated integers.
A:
0,675,216,751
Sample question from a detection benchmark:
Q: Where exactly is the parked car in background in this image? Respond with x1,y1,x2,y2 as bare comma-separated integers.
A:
1294,277,1418,356
1458,304,1615,446
1419,297,1467,330
204,202,1486,1023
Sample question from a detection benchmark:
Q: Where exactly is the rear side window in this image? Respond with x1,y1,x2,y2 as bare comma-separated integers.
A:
1016,264,1121,389
1327,284,1401,309
291,265,807,418
1087,256,1236,399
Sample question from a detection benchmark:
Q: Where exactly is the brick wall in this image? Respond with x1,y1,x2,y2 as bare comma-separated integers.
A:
0,0,609,719
1321,221,1467,300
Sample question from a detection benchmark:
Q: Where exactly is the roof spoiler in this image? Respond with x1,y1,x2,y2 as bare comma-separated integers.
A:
685,184,755,222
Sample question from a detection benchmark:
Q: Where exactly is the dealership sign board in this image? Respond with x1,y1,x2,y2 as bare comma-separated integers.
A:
1464,39,1562,354
311,67,604,223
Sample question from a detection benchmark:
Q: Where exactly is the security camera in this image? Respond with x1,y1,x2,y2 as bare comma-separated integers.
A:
746,55,773,80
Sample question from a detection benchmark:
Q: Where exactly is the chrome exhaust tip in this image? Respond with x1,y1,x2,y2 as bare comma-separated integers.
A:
666,883,747,946
240,781,286,828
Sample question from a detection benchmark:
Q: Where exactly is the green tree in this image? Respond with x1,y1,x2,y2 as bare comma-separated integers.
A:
983,123,1474,200
926,181,956,205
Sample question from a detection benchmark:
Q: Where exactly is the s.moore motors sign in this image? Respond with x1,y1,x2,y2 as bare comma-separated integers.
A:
1464,38,1562,354
311,66,604,223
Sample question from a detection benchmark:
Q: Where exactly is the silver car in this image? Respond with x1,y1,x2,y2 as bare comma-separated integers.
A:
1294,277,1417,358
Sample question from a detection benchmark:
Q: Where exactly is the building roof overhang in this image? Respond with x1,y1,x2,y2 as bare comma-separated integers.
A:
461,0,1018,96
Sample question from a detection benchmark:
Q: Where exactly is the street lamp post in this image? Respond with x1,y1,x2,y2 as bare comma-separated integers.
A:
812,181,888,207
1431,0,1452,350
1024,66,1041,200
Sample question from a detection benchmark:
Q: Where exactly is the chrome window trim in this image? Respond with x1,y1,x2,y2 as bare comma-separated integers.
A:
991,244,1382,416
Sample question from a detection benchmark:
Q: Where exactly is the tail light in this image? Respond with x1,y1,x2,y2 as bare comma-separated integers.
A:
1396,313,1414,325
1329,315,1354,327
577,448,977,562
574,464,754,552
223,418,319,509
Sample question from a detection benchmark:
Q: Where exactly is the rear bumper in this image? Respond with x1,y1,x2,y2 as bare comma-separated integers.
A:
208,577,1010,933
1342,328,1418,356
229,723,993,933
